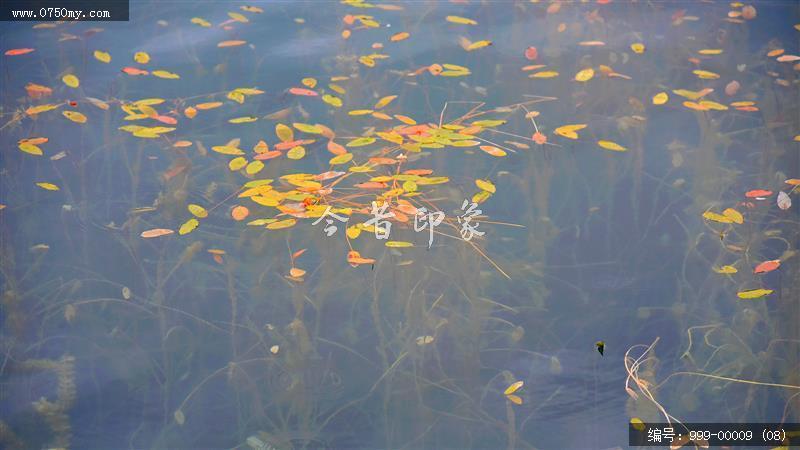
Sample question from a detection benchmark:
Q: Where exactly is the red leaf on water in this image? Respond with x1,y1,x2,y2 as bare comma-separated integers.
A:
754,259,780,274
5,48,35,56
745,189,772,198
288,87,318,96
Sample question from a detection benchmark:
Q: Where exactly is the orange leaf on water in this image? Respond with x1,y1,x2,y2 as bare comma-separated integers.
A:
288,87,318,96
754,259,780,274
231,205,250,221
140,228,174,238
122,66,149,76
218,40,247,48
745,189,772,198
327,140,347,155
5,48,35,56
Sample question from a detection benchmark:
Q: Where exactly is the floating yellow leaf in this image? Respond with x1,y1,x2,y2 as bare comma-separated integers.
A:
683,101,708,111
232,87,264,96
26,104,60,116
386,241,413,248
188,204,208,218
358,55,375,67
693,69,720,80
93,50,111,63
36,182,59,191
702,211,733,223
698,100,728,111
19,143,43,155
597,140,627,152
446,15,477,25
245,160,264,175
62,74,79,88
275,123,294,142
737,288,773,299
574,68,595,82
212,145,245,156
554,124,586,140
287,146,306,160
506,394,523,405
348,109,374,116
134,51,150,64
322,94,342,107
652,92,668,105
152,70,180,79
195,101,223,110
179,218,199,235
376,131,403,145
228,11,248,22
395,114,416,125
475,179,496,193
191,17,211,27
672,89,710,101
713,265,738,274
227,91,243,104
471,120,505,128
347,137,376,147
293,123,324,134
374,95,398,109
722,208,744,224
531,71,559,78
479,145,507,157
62,111,87,123
466,40,492,51
504,380,523,395
698,48,723,55
129,126,174,138
630,43,645,54
330,153,353,165
472,190,492,204
229,157,248,171
267,218,297,230
229,116,258,124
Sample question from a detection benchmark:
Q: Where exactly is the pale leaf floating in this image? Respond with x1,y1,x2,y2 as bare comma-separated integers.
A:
415,335,434,345
174,409,185,426
64,304,77,323
777,191,791,210
140,228,174,239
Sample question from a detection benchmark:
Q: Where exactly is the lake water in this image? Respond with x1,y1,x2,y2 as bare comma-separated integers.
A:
1,1,799,449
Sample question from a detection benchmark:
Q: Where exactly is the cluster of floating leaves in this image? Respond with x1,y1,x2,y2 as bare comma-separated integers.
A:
3,2,798,309
704,180,799,300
